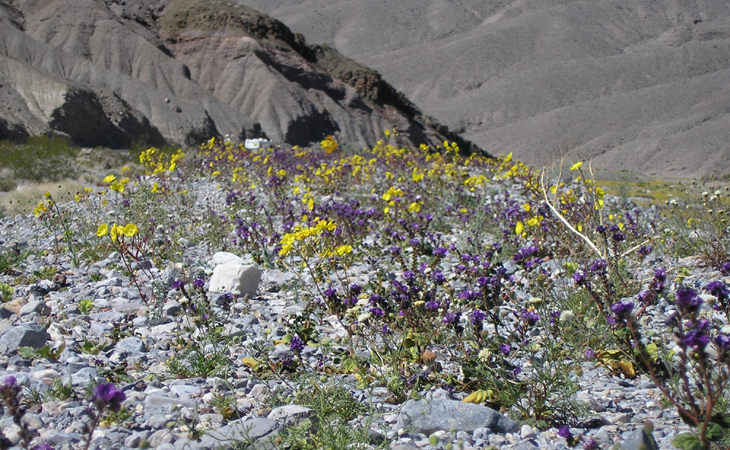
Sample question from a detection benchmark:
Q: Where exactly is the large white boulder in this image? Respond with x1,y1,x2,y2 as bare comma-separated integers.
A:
208,264,262,297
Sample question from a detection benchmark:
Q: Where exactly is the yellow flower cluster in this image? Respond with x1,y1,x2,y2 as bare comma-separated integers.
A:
97,223,138,242
139,147,186,175
320,135,338,154
104,174,130,193
279,220,337,256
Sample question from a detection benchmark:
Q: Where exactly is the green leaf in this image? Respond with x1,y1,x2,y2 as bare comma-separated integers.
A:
671,433,703,450
17,346,39,360
707,423,724,441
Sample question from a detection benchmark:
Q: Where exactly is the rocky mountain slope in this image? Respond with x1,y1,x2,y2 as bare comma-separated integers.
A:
239,0,730,178
0,0,477,152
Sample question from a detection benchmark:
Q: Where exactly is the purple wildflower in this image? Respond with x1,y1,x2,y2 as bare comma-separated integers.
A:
442,312,461,325
572,271,587,285
471,309,486,325
675,289,702,314
290,336,304,353
499,344,511,355
706,281,729,301
558,425,573,440
32,445,54,450
92,383,126,412
714,334,730,351
721,261,730,275
369,307,385,317
588,259,608,274
521,308,540,326
681,330,710,352
171,280,184,290
425,300,440,310
193,278,205,289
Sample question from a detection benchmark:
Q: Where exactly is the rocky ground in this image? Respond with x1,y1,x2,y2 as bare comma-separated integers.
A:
0,177,708,450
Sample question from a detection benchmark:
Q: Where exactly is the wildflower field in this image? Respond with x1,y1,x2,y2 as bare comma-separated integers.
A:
1,135,730,450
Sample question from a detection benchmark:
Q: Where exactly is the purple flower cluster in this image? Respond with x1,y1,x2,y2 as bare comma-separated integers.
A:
608,299,634,326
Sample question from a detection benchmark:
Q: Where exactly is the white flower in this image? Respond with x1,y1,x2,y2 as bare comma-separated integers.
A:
478,348,492,362
560,310,575,322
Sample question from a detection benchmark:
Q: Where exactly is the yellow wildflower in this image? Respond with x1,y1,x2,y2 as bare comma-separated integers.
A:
104,174,116,183
122,224,138,237
96,224,109,237
570,161,583,171
335,245,353,256
33,202,47,217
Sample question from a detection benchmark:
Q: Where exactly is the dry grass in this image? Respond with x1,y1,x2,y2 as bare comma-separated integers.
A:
0,179,91,216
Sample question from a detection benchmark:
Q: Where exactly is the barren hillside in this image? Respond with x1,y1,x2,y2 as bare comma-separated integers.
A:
239,0,730,178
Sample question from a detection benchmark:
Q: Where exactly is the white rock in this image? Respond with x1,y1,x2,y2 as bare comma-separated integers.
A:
211,252,244,266
209,264,261,297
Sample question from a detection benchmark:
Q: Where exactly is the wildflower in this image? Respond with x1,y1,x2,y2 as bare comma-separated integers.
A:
33,202,47,217
570,161,583,171
425,300,440,310
583,437,598,449
572,271,587,284
714,334,730,351
32,445,54,450
369,307,385,317
103,174,116,183
471,309,486,325
675,289,702,314
588,259,607,274
521,308,540,326
558,425,579,447
478,348,491,362
122,224,138,237
96,224,108,237
584,348,595,359
705,281,729,302
609,300,634,326
499,344,511,355
721,261,730,275
637,245,653,258
431,270,446,284
290,336,304,353
193,279,205,289
92,383,126,412
681,329,710,353
442,312,460,325
335,244,353,256
171,280,184,290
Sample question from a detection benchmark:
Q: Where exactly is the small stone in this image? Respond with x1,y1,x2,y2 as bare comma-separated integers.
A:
620,421,660,450
115,337,147,353
267,405,313,426
19,300,51,316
